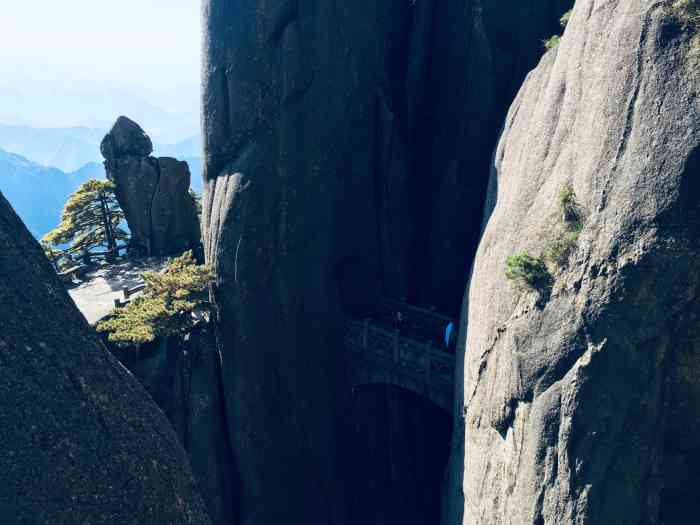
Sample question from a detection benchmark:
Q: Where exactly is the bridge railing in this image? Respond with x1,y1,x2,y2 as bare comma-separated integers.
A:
345,318,454,390
377,299,454,347
380,299,453,323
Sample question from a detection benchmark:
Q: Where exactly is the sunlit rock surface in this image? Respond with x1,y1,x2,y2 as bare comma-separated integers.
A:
446,2,700,523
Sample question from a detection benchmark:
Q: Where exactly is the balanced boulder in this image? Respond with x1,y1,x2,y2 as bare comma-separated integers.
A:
102,116,201,257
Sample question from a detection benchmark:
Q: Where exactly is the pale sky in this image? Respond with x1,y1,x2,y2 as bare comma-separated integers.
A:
0,0,202,90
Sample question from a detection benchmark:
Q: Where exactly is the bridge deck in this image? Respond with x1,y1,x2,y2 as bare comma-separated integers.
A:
344,302,456,412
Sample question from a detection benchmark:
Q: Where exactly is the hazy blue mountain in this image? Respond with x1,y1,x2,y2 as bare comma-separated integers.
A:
156,135,202,159
0,72,199,145
0,147,202,239
0,124,104,172
0,123,203,174
0,148,105,238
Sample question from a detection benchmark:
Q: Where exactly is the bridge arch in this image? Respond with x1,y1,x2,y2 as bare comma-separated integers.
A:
344,303,455,414
349,374,452,413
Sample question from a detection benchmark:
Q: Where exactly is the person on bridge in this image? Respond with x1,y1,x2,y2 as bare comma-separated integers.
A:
393,311,404,332
444,321,457,352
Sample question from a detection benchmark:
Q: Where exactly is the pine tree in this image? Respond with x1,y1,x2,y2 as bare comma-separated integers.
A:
43,179,128,261
97,251,214,344
40,241,74,272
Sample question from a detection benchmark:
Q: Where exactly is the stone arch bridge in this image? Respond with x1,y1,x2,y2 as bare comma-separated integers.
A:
344,300,456,412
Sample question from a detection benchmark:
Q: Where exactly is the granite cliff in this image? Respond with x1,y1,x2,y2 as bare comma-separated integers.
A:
446,1,700,523
102,116,201,257
0,191,210,524
111,328,236,525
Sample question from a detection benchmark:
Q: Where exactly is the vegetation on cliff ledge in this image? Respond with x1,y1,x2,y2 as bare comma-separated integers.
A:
505,253,550,290
544,8,573,50
544,183,583,269
97,251,214,344
506,183,584,292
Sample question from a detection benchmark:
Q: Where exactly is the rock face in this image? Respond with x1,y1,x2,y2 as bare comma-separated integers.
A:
446,2,700,523
102,116,201,257
100,115,153,158
202,0,570,523
113,329,236,525
0,191,211,524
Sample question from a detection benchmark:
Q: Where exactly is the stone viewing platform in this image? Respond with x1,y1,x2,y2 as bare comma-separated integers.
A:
67,258,167,324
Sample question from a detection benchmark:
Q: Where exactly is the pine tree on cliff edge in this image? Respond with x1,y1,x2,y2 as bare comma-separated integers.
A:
43,179,127,262
97,250,214,344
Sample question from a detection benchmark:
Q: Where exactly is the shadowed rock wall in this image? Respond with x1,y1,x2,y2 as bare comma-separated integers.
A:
113,329,236,525
0,191,211,524
446,1,700,523
202,2,351,522
202,0,571,523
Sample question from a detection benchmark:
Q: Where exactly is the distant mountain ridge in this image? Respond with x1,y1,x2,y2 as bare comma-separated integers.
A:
0,124,104,172
0,141,202,239
0,123,202,173
0,148,105,238
0,76,199,145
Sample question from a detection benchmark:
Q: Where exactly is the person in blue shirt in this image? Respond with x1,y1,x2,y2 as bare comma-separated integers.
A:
444,321,456,351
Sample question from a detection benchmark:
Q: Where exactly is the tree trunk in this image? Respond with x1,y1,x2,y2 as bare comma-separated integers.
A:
99,191,116,262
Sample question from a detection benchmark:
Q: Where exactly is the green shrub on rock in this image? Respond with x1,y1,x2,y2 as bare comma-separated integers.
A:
507,183,585,287
544,35,561,50
559,182,583,227
543,8,573,50
544,230,580,267
559,9,573,28
97,251,214,344
544,182,584,270
505,253,550,290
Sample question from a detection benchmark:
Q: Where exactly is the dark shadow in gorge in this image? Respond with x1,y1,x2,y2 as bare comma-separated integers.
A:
346,384,452,525
372,0,573,317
